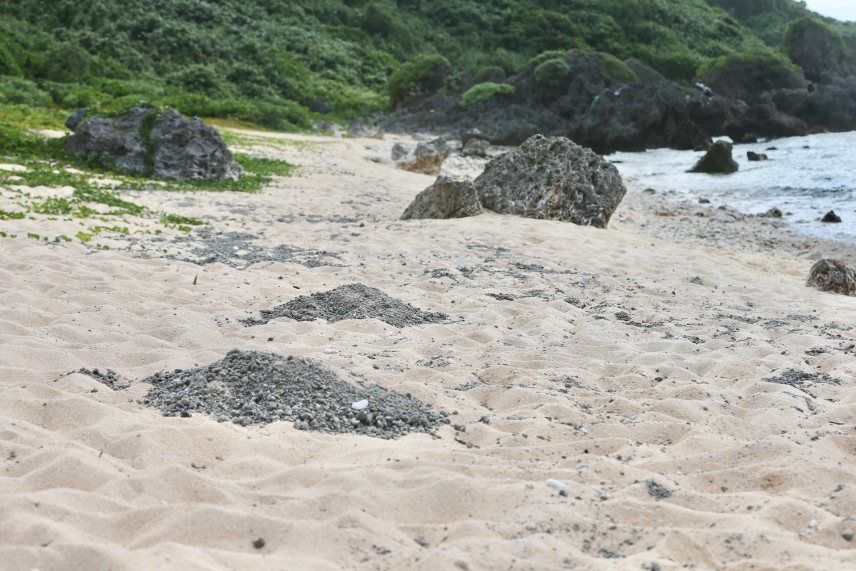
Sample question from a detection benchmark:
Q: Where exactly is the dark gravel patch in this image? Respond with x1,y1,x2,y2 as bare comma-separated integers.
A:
243,283,448,328
646,480,673,499
76,368,127,390
764,369,840,389
139,349,444,438
159,227,341,269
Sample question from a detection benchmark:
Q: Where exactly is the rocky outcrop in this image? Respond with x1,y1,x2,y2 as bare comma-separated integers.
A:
699,58,804,106
785,18,850,84
65,107,242,181
807,259,856,296
381,47,856,153
690,140,738,174
401,135,626,228
772,82,856,133
400,176,482,219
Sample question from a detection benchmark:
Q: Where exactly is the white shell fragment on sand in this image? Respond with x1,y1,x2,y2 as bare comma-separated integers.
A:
546,479,569,496
351,399,369,410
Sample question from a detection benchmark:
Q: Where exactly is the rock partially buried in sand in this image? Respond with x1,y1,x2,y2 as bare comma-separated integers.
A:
401,176,483,220
690,140,738,174
476,135,626,227
401,135,627,228
806,258,856,296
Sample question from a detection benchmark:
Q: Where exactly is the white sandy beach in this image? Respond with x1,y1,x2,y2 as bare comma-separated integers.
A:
1,131,855,570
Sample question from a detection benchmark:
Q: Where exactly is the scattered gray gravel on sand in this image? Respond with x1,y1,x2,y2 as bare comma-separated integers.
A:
646,480,673,499
242,283,448,327
764,369,840,388
139,349,445,438
75,368,127,390
146,227,342,269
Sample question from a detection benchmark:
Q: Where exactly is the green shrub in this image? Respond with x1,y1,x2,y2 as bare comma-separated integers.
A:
459,82,514,110
534,57,571,90
313,79,386,119
44,82,109,110
167,64,232,98
528,50,568,68
596,52,639,82
249,99,312,131
40,42,96,83
474,65,506,83
0,76,51,107
388,53,450,108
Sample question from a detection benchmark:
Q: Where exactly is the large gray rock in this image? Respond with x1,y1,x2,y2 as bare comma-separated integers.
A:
690,140,738,174
806,259,856,296
400,176,482,220
65,107,242,181
401,134,626,228
475,135,626,228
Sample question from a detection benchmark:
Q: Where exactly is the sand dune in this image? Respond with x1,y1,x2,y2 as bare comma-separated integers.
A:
1,131,855,570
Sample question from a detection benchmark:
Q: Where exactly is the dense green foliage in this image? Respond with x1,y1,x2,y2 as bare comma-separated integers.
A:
459,83,515,110
0,0,854,131
534,58,572,91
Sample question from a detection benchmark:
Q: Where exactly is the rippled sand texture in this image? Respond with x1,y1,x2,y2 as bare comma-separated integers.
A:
1,131,855,570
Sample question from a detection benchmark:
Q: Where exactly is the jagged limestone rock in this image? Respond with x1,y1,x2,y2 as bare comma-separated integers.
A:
401,135,626,228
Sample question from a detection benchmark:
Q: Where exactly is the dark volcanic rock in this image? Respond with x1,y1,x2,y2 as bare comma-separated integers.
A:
773,82,856,133
380,47,856,153
746,151,768,161
66,107,242,181
806,259,856,296
822,210,842,223
699,58,804,106
690,140,738,174
401,176,482,219
476,135,626,228
139,349,444,437
786,18,850,84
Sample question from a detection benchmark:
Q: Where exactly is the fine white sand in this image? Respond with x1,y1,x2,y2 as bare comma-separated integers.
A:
1,131,855,570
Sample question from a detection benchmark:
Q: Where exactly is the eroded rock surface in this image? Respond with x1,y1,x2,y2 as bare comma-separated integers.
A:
66,107,242,181
690,140,738,174
402,135,626,229
806,259,856,296
401,176,482,220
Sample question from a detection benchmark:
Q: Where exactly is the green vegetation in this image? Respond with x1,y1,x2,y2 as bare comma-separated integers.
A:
1,0,854,136
459,83,515,110
596,53,640,82
0,119,296,245
534,58,572,90
388,54,451,108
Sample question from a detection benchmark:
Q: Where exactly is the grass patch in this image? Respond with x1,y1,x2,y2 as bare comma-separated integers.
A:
0,117,297,248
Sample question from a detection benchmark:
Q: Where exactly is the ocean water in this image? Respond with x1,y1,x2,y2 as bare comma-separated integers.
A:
608,131,856,244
